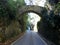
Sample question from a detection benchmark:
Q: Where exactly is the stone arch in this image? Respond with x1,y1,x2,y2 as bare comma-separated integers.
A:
17,5,48,32
17,5,47,18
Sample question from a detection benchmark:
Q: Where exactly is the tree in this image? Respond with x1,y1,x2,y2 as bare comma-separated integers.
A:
0,0,26,42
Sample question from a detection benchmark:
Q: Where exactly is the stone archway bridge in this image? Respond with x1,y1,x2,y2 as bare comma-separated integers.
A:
17,5,48,19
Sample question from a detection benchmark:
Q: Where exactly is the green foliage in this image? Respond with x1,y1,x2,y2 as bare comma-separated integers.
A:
54,2,60,15
20,14,28,32
37,2,60,45
0,1,8,18
0,0,25,42
7,0,25,10
23,14,28,30
7,0,25,20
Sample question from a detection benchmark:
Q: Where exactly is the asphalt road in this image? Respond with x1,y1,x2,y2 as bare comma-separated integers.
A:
11,30,48,45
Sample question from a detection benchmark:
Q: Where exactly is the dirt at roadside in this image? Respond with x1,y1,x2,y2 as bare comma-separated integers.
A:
0,32,25,45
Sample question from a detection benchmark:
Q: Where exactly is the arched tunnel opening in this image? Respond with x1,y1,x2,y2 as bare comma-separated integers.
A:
17,5,47,33
27,12,41,32
18,12,42,32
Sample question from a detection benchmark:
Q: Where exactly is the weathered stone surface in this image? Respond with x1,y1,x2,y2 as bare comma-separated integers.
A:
17,5,47,18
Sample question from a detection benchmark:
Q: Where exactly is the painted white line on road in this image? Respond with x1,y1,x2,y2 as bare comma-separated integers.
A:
11,32,26,45
31,31,48,45
37,33,48,45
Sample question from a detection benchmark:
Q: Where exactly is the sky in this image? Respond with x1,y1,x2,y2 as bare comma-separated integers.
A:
24,0,46,7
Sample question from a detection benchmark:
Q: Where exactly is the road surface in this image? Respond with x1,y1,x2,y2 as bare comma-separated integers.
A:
11,30,48,45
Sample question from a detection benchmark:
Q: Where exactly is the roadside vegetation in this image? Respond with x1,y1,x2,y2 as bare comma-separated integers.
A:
0,0,28,43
